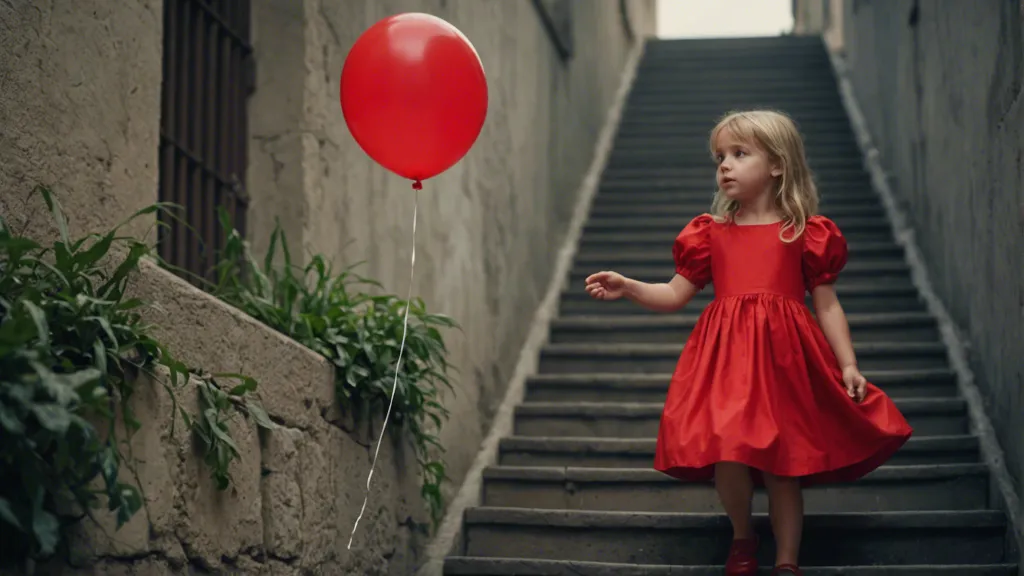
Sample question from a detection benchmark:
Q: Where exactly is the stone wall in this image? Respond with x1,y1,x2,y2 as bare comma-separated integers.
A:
0,0,655,573
800,0,1024,524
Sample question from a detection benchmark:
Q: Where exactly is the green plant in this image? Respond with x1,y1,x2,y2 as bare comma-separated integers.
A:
210,212,458,527
180,371,277,490
0,188,269,567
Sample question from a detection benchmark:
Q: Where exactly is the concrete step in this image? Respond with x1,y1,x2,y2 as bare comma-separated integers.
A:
626,91,840,106
558,284,925,315
480,463,989,513
547,312,938,343
580,214,890,229
593,188,876,203
581,227,891,245
615,111,849,130
574,241,900,263
604,156,862,170
609,130,855,143
598,172,869,186
606,152,861,165
537,342,946,373
523,368,957,403
640,52,828,64
614,111,849,124
628,82,838,94
610,117,851,133
622,92,839,105
499,434,979,468
597,165,869,178
616,117,850,134
639,52,830,65
607,148,861,161
444,557,1019,576
621,106,846,119
460,508,1007,565
640,36,825,51
513,398,965,437
598,172,872,188
581,219,891,240
574,229,891,249
606,155,863,167
590,192,879,206
630,77,836,91
632,63,833,76
586,204,884,220
568,260,909,286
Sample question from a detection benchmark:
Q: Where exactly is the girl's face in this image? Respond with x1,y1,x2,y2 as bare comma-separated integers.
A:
712,127,782,203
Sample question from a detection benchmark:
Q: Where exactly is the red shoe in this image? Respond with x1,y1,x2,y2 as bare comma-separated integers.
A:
771,564,803,576
724,535,759,575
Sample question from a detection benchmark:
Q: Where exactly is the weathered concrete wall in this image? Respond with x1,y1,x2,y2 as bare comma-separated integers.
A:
246,0,657,507
0,0,162,241
830,0,1024,513
0,0,655,574
792,0,844,51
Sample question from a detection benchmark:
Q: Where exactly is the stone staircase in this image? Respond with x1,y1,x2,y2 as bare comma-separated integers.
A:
443,36,1018,575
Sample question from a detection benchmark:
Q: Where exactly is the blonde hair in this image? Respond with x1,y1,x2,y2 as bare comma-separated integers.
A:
708,109,819,242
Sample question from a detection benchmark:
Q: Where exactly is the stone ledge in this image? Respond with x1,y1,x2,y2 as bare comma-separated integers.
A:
128,258,337,431
23,257,427,574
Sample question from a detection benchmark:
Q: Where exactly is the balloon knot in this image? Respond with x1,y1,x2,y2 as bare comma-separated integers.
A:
412,180,423,190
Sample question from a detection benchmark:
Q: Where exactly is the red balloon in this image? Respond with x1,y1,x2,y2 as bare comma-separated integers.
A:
340,13,488,183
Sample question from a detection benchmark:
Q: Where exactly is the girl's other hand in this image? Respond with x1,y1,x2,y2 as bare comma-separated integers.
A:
585,271,627,300
842,365,867,403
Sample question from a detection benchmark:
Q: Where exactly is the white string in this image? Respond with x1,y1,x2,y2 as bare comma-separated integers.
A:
347,183,419,550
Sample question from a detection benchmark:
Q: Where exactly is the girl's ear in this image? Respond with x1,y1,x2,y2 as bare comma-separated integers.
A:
770,165,783,178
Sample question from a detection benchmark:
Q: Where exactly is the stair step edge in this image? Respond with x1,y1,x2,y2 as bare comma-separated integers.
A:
444,557,1019,575
482,463,987,482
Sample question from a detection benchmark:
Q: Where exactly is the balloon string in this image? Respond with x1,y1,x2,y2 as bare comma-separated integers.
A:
347,179,420,549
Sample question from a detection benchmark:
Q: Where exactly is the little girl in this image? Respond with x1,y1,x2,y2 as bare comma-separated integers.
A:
584,110,913,575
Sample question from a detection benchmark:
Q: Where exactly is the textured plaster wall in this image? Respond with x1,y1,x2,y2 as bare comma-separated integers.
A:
246,0,656,508
837,0,1024,512
0,0,655,573
0,0,162,241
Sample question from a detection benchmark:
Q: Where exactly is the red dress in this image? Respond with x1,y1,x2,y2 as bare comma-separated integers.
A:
653,214,913,486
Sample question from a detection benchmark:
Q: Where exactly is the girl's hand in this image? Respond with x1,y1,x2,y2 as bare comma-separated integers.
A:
842,365,867,403
585,271,628,300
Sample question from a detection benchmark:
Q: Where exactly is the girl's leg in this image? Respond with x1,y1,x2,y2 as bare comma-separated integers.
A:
762,471,804,567
714,461,755,538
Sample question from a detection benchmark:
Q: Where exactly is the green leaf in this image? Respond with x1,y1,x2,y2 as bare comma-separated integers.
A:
113,484,143,527
31,403,72,434
75,230,116,270
0,498,22,530
243,399,276,429
226,377,258,397
21,300,50,348
32,509,60,555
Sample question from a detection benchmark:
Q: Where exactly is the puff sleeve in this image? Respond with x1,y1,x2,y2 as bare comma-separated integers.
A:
673,214,714,289
802,215,849,291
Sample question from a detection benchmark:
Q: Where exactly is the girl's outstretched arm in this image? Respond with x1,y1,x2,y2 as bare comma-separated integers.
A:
625,274,700,313
586,271,699,313
812,284,867,400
